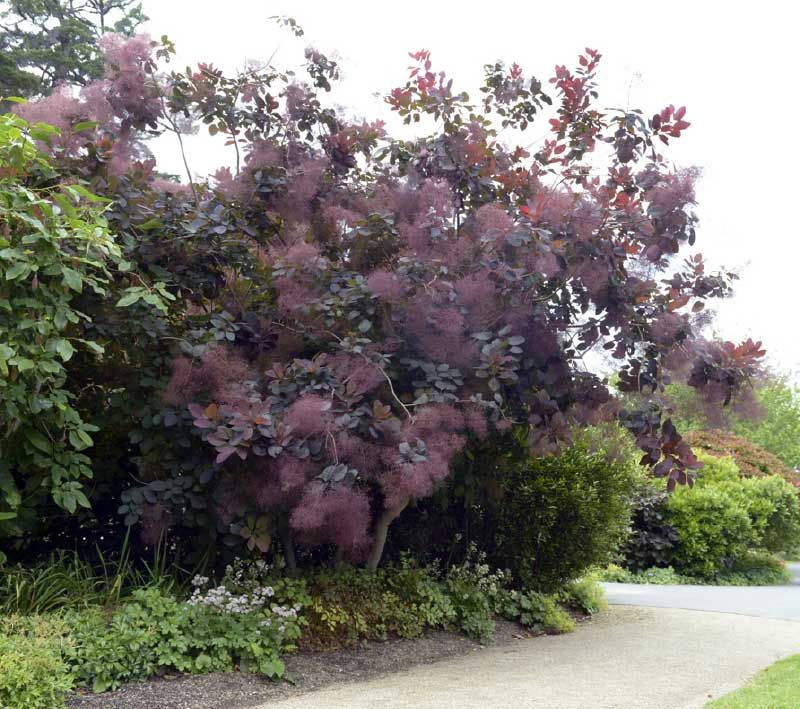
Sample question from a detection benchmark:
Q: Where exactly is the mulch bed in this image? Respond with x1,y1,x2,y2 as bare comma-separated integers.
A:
67,619,549,709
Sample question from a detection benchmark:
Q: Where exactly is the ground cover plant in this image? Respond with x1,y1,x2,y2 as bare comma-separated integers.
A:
0,554,605,707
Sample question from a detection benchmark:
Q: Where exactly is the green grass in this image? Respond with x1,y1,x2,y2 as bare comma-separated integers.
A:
707,655,800,708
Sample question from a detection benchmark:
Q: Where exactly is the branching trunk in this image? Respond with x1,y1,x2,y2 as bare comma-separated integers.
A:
366,499,409,570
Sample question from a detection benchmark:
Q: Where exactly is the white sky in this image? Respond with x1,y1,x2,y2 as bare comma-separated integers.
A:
141,0,800,379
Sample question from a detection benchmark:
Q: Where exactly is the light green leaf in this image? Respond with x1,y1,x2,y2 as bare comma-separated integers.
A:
56,339,75,362
61,267,83,292
116,291,141,307
5,262,30,280
69,429,93,451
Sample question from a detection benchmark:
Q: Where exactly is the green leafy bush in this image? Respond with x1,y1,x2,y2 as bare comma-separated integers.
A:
599,555,790,586
622,453,800,579
666,482,755,577
745,476,800,553
0,615,72,709
720,552,791,586
0,114,125,562
64,585,301,693
694,454,800,555
485,441,639,591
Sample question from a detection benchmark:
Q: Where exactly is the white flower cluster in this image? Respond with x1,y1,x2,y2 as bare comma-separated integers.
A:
260,602,302,634
225,558,272,589
187,562,303,636
188,574,275,614
447,542,512,596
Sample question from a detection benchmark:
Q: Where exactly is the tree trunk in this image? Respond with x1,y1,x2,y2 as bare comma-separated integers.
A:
366,499,409,570
278,518,297,572
332,546,344,567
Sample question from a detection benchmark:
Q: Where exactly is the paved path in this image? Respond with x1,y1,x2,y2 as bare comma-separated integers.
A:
602,562,800,621
264,607,800,708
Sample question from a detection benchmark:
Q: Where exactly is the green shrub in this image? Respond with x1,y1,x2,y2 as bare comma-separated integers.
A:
666,483,755,576
665,454,800,577
0,615,73,709
599,556,790,586
718,552,791,586
746,476,800,553
486,441,639,591
597,564,692,584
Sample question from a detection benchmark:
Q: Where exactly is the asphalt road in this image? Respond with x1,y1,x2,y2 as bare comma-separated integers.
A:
601,562,800,621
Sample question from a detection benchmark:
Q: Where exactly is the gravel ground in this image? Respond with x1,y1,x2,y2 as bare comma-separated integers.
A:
258,607,800,709
66,619,536,709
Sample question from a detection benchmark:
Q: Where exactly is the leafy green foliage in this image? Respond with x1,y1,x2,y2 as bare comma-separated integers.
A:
65,585,300,693
0,615,72,709
0,113,128,560
500,590,576,633
733,378,800,468
666,481,756,577
604,553,791,587
691,454,800,554
559,575,608,615
664,454,800,576
483,440,639,591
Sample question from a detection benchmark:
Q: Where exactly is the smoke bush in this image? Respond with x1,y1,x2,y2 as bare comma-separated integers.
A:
8,30,766,569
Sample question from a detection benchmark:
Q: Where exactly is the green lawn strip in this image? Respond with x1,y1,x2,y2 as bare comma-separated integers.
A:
707,654,800,708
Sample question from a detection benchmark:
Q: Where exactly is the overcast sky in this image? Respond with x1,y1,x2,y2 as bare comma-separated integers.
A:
141,0,800,379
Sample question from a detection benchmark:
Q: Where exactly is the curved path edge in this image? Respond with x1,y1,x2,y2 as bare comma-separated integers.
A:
261,606,800,709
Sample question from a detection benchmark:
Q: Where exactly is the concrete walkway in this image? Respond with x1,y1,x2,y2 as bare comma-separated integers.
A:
602,562,800,621
264,607,800,708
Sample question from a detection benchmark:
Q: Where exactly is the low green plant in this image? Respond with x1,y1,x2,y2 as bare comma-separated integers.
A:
560,575,608,615
716,552,791,586
0,615,73,709
598,554,790,586
597,564,692,584
0,536,185,615
64,584,301,693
